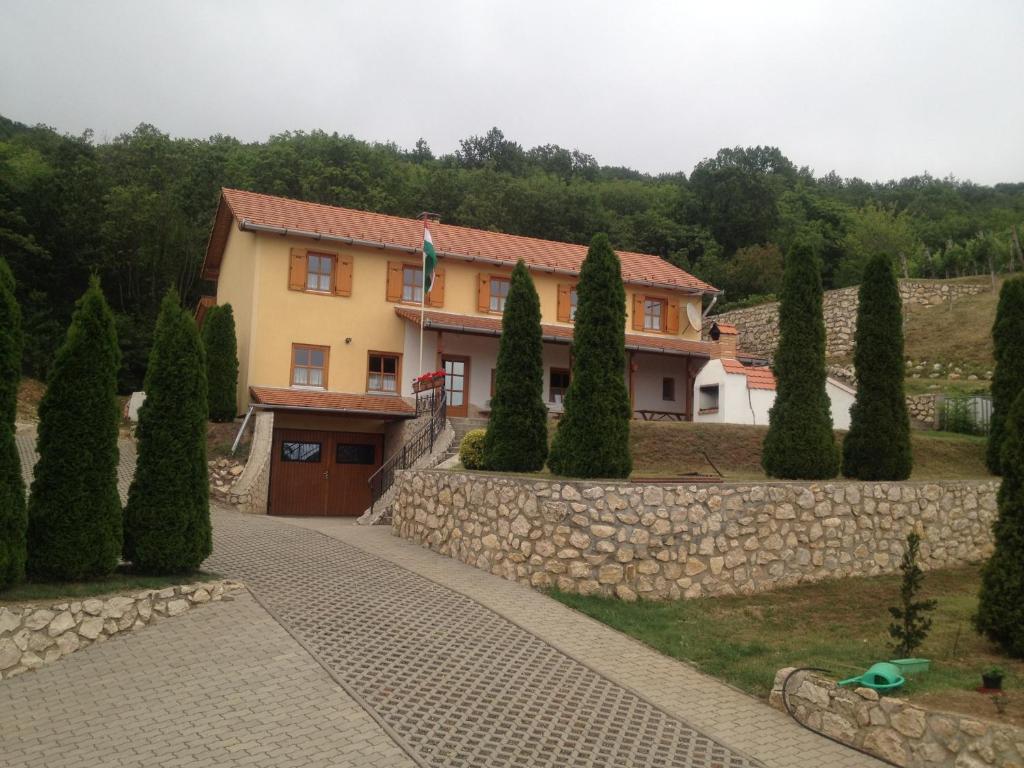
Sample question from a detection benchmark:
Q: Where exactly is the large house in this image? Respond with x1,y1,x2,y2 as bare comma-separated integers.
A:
200,188,763,516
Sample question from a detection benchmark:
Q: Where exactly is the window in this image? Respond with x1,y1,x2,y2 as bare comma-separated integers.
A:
644,298,666,331
281,442,321,462
489,277,510,312
291,345,328,388
306,253,333,292
402,264,423,303
336,444,376,464
662,377,676,401
550,368,571,404
368,353,400,394
699,385,720,414
570,288,578,321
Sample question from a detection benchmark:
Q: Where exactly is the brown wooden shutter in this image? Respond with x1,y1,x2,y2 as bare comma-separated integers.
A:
427,266,445,307
334,254,353,296
666,297,680,334
288,248,306,291
557,284,571,322
386,262,403,302
631,293,645,331
477,273,490,312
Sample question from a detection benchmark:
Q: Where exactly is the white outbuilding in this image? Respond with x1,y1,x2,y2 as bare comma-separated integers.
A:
693,323,855,429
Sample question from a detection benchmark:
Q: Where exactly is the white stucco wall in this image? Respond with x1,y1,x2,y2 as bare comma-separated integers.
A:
826,379,855,430
631,352,688,414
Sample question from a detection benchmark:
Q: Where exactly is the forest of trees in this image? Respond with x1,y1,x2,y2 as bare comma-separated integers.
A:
1,115,1022,391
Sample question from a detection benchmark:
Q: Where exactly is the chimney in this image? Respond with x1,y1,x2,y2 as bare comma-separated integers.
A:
709,322,738,360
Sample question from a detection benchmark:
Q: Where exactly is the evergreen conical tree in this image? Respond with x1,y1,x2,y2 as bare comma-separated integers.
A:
201,304,239,423
987,277,1024,475
842,254,912,479
483,261,548,471
976,390,1024,657
124,290,211,574
27,276,122,580
0,258,27,589
548,234,632,478
762,239,839,479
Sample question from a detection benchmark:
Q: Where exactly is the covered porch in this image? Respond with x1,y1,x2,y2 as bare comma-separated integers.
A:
395,307,715,421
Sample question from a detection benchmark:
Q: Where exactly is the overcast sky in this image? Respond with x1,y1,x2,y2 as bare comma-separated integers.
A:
2,1,1022,184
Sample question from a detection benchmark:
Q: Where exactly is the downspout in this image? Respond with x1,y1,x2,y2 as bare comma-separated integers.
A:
702,293,719,321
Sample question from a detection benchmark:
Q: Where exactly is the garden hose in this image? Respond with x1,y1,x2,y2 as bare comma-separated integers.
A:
780,666,903,768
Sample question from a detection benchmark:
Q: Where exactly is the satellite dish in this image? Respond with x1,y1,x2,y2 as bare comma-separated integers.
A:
685,302,702,330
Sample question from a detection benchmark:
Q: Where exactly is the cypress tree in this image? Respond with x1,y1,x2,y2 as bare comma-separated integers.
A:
124,290,211,574
548,234,632,478
483,260,548,471
27,277,122,580
842,255,912,479
201,304,239,423
976,390,1024,657
762,240,839,479
0,258,27,589
987,277,1024,475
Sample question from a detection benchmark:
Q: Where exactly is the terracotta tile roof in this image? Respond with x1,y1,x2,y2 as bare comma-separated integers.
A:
721,359,777,390
395,306,731,359
712,322,738,335
249,386,416,417
204,188,718,294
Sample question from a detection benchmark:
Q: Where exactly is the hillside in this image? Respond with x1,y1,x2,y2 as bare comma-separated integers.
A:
902,277,997,375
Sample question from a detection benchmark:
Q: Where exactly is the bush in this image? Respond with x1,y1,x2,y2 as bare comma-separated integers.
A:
27,277,123,581
124,290,211,574
548,234,632,479
842,255,912,480
201,304,239,423
987,277,1024,474
0,258,26,589
888,532,936,657
976,390,1024,656
762,239,839,479
459,429,487,469
939,396,985,435
483,260,548,471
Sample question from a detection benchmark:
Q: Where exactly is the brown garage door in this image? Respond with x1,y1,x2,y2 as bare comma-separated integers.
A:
269,428,384,516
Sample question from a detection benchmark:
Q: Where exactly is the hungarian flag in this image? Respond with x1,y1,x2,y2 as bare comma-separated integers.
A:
423,224,437,294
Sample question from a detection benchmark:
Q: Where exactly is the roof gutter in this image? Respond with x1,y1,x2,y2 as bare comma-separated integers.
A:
238,218,713,296
251,402,416,419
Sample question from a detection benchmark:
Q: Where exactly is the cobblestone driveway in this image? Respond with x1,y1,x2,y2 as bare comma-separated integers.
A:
208,509,759,768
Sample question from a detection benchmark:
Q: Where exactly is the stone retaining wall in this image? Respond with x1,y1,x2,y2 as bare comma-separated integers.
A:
391,471,998,600
228,410,274,514
707,279,991,360
0,579,244,680
906,394,939,427
770,668,1023,767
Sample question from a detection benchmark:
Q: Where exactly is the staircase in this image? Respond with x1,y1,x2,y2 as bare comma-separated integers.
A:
445,417,489,460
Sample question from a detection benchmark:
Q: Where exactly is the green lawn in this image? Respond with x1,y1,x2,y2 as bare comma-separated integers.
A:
552,566,1024,725
0,569,220,604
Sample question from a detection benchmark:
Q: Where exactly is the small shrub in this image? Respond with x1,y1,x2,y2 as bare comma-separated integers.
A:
459,429,487,470
889,531,937,658
939,396,984,435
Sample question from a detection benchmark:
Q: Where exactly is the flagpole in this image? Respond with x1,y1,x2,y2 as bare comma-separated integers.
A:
419,216,427,379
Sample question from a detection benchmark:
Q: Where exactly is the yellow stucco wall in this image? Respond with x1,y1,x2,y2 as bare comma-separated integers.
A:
216,230,706,406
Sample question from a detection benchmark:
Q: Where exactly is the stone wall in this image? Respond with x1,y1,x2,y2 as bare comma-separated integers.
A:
906,394,939,427
770,668,1023,768
706,279,991,360
0,579,244,680
391,470,998,601
228,410,274,514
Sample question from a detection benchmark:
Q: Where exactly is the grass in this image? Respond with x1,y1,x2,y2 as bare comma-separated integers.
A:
16,378,44,424
902,278,999,370
552,565,1024,725
903,377,991,397
0,569,220,604
627,421,991,481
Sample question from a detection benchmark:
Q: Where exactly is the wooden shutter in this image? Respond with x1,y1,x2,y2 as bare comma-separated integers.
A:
631,293,645,331
334,254,353,296
289,248,306,291
427,266,445,307
557,284,572,322
477,273,490,312
386,262,404,302
666,297,680,334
